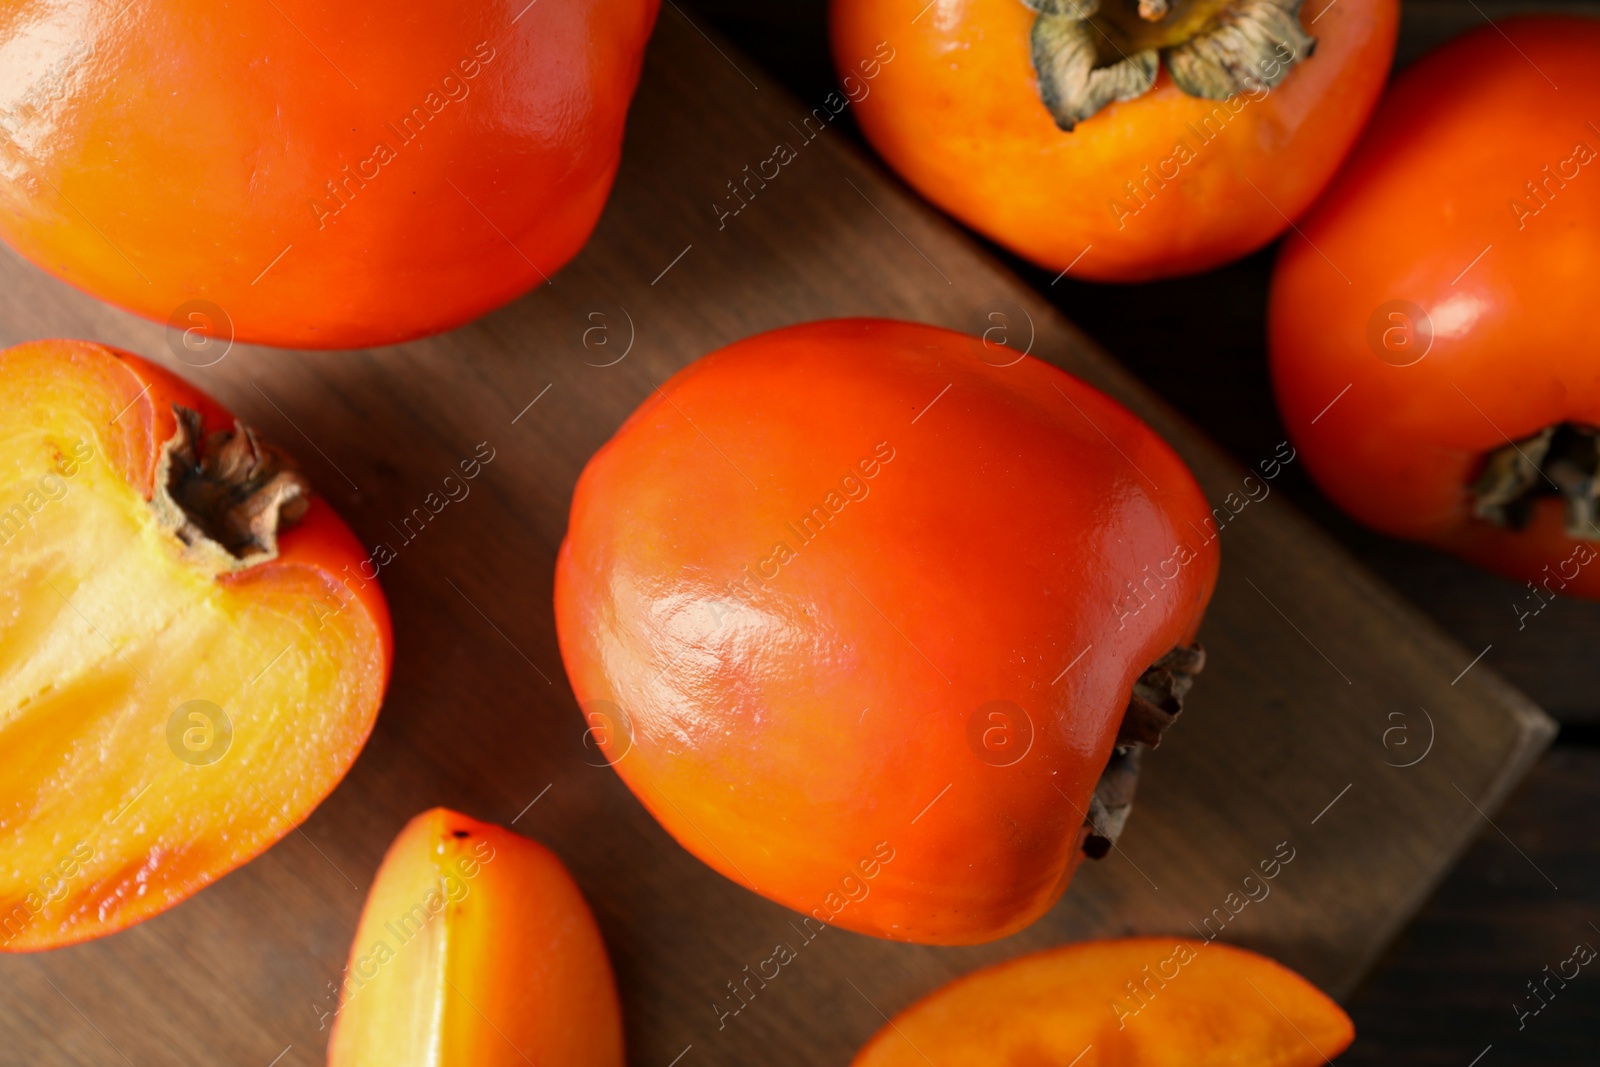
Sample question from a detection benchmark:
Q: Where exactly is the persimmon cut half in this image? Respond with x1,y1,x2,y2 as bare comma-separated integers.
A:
853,938,1353,1067
0,339,390,952
328,808,624,1067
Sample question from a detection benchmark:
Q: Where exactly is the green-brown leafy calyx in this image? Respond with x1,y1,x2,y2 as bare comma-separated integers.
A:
1471,423,1600,541
1023,0,1317,130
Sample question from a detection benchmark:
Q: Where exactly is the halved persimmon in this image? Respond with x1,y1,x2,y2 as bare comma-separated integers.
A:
327,808,624,1067
854,937,1353,1066
0,339,390,951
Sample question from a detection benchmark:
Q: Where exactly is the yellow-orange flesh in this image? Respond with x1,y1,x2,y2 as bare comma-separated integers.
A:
0,353,385,950
328,808,624,1067
854,937,1354,1067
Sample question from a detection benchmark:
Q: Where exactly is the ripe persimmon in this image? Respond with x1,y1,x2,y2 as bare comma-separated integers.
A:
327,808,623,1067
0,340,390,951
853,937,1353,1066
831,0,1397,281
554,319,1219,944
0,1,658,348
1269,16,1600,598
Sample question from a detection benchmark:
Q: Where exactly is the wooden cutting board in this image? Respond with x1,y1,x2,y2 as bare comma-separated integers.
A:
0,11,1556,1066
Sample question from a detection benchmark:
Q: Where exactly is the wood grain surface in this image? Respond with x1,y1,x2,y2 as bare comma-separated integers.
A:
1341,744,1600,1065
0,10,1558,1066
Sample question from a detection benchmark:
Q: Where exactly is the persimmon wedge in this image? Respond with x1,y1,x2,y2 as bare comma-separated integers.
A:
853,938,1354,1066
0,339,390,951
328,808,624,1067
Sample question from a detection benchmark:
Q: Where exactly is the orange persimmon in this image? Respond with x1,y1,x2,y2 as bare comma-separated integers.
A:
1269,16,1600,597
0,0,658,348
327,808,623,1067
0,339,390,951
831,0,1397,281
555,319,1219,944
854,938,1354,1066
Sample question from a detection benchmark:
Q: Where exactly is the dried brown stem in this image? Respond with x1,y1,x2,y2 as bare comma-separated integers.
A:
1471,422,1600,541
1083,642,1205,858
153,405,310,570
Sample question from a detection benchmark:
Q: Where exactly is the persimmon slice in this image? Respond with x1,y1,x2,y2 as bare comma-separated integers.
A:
0,339,390,951
854,938,1354,1066
327,808,624,1067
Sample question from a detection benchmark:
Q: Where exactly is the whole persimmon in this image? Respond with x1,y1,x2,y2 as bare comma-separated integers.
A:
1269,16,1600,599
554,319,1219,944
831,0,1397,281
0,340,390,951
0,1,658,349
853,937,1353,1066
328,809,623,1067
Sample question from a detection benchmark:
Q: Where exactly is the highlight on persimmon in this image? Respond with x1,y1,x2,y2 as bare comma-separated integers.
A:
853,937,1354,1066
327,808,623,1067
0,339,390,952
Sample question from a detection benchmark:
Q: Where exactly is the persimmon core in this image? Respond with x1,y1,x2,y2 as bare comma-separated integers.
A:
1471,422,1600,541
0,387,379,950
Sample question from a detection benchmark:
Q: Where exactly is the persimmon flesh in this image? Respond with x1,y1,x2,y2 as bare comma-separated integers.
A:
0,340,389,951
853,938,1354,1066
328,808,624,1067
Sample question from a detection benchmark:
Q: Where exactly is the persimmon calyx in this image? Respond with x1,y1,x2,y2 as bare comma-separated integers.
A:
1083,642,1205,857
1471,422,1600,541
152,405,311,570
1022,0,1316,130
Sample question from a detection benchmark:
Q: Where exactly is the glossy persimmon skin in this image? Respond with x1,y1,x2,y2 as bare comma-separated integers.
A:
0,340,390,951
1269,17,1600,596
831,0,1397,281
852,937,1354,1066
554,319,1218,944
0,0,658,349
328,809,623,1067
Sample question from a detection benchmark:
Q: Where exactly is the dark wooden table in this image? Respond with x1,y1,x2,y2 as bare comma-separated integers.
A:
680,0,1600,1062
